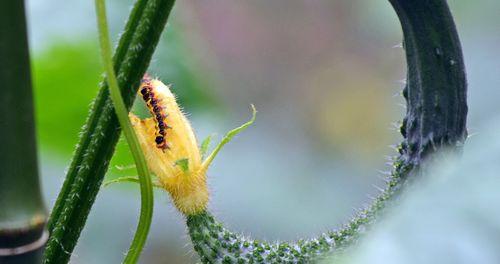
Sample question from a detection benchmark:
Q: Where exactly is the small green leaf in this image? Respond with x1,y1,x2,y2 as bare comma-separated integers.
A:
103,176,140,187
202,105,256,169
175,158,190,173
103,176,163,189
115,164,136,170
200,134,214,158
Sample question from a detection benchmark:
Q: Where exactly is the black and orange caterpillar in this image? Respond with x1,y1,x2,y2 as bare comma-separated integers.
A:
140,75,171,150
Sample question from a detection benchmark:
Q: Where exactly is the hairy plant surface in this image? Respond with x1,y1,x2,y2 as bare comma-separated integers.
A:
43,0,176,263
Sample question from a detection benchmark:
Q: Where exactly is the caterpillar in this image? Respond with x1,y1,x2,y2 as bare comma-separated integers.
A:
139,75,171,150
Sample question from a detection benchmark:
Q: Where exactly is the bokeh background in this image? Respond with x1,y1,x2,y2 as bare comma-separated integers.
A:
27,0,500,263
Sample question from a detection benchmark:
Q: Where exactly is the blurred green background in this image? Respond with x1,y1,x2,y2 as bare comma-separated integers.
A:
27,0,500,263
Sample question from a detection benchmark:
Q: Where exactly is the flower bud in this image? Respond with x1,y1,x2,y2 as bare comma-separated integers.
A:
129,78,208,215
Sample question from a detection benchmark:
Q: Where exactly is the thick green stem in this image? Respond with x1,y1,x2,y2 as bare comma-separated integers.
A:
46,0,150,233
43,0,176,263
0,0,47,263
186,0,468,263
46,0,150,235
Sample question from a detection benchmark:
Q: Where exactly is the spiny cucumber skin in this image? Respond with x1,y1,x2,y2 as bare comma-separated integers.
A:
188,211,334,264
186,0,468,262
187,159,413,264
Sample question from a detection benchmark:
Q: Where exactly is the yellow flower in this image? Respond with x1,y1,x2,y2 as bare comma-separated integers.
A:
129,77,256,215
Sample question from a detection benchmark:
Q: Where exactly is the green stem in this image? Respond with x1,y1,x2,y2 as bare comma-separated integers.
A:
43,0,176,263
94,1,153,263
47,0,149,232
0,0,47,263
185,0,468,263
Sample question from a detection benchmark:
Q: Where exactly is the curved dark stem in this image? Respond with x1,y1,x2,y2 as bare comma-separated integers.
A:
391,0,468,164
186,0,468,263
